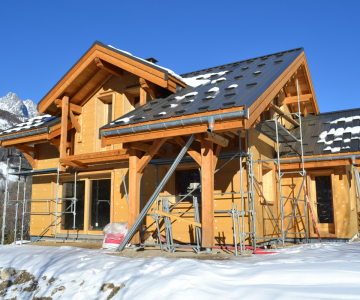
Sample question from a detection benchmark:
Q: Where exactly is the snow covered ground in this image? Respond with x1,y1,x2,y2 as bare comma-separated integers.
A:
1,242,360,299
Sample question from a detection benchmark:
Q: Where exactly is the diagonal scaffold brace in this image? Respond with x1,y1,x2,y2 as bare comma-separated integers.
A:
116,134,196,252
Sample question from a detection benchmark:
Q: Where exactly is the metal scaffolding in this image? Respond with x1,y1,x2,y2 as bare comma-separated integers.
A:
1,156,78,245
253,78,308,246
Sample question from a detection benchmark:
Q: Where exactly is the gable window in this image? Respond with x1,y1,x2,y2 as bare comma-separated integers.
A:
95,93,115,151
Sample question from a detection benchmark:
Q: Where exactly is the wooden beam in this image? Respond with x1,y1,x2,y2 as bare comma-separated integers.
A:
204,132,229,147
59,159,88,168
173,136,201,165
69,110,81,133
285,93,312,105
128,141,151,152
271,105,300,127
139,85,147,106
102,118,245,145
154,210,201,228
22,152,37,169
15,145,37,153
223,131,236,139
129,149,142,244
59,94,69,172
95,57,123,78
136,138,167,174
50,138,71,148
139,78,156,100
201,137,214,248
48,120,74,139
213,144,222,171
79,155,128,164
54,99,82,115
65,149,127,161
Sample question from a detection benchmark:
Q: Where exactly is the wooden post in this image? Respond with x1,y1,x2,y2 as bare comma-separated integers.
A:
128,149,142,244
140,85,147,106
201,136,214,249
59,94,69,171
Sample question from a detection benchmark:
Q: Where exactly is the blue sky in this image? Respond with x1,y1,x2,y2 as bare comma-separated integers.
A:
0,0,359,113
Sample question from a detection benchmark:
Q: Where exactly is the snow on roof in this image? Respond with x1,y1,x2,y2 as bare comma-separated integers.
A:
316,115,360,154
0,114,56,136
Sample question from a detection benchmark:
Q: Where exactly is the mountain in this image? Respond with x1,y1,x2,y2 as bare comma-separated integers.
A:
23,99,38,118
0,93,39,128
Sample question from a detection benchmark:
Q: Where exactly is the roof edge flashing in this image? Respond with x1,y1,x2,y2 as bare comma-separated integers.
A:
101,108,248,138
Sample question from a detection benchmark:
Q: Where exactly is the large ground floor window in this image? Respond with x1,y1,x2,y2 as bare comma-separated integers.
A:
89,179,111,231
60,175,112,233
62,181,86,230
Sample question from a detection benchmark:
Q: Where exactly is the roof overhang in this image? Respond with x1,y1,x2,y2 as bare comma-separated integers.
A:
38,41,186,116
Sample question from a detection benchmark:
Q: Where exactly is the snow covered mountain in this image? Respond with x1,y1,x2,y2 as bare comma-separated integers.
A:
0,93,39,129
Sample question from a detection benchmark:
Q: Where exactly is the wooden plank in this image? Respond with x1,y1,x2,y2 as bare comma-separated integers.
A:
50,138,71,148
129,149,142,244
69,110,81,133
15,145,38,153
201,137,214,248
94,57,123,77
68,149,127,160
285,93,312,105
173,136,201,165
59,94,69,172
154,210,201,227
204,132,229,147
136,138,167,174
74,154,129,165
271,105,300,127
54,99,82,114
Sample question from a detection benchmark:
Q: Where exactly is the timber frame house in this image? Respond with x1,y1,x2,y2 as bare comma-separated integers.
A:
1,41,360,252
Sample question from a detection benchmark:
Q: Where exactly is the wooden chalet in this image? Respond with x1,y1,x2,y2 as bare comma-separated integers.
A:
1,41,359,250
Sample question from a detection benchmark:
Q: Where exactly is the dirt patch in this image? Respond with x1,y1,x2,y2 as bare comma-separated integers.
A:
47,278,56,286
13,271,35,285
33,297,52,300
108,246,253,260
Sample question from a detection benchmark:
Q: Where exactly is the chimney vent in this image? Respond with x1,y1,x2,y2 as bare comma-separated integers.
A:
145,57,158,64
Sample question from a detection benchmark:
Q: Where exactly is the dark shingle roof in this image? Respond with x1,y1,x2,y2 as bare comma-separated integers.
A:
280,108,360,157
101,47,304,130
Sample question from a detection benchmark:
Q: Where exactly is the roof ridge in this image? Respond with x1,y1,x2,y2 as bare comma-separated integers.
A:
180,47,304,77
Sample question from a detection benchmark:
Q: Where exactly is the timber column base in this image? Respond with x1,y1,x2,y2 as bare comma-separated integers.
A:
201,137,215,248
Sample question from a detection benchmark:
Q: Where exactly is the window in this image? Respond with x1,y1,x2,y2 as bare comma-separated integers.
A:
89,179,111,231
175,169,201,201
315,176,334,224
95,93,114,151
62,181,86,230
259,163,275,204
